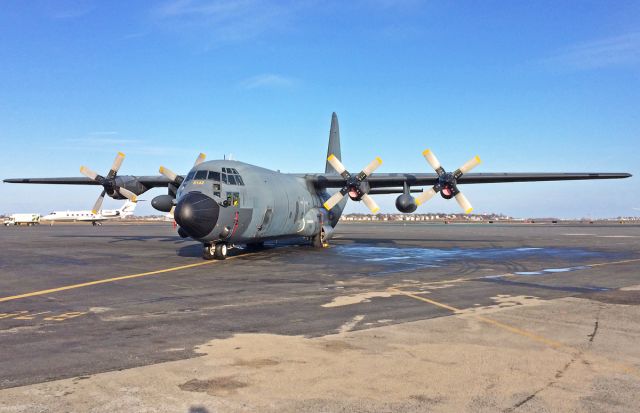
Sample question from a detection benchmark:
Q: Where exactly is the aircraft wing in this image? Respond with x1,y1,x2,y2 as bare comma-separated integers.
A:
3,175,174,188
304,172,632,189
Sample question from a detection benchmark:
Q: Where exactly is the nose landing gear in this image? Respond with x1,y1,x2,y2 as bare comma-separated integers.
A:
203,242,228,260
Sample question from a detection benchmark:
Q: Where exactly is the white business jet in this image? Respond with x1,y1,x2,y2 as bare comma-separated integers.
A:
43,200,137,226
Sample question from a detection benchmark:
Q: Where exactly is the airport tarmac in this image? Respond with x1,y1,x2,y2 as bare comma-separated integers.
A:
0,222,639,412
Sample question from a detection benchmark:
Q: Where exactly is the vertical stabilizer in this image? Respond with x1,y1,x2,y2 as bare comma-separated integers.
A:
120,200,137,217
325,112,342,174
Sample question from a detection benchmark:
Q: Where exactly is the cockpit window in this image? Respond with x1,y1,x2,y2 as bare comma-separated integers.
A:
186,171,195,181
221,173,228,184
208,171,220,181
227,175,237,185
236,175,244,185
194,170,208,180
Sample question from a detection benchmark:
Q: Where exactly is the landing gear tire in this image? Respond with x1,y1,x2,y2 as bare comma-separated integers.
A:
214,243,228,260
311,227,327,248
203,243,215,260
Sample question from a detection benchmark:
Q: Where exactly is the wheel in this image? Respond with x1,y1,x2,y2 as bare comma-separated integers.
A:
214,243,228,260
311,227,327,248
202,244,215,260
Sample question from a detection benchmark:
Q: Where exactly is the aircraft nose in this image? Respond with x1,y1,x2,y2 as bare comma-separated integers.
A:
174,192,219,239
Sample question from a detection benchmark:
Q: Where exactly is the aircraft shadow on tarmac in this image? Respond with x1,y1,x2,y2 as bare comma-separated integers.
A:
52,234,191,244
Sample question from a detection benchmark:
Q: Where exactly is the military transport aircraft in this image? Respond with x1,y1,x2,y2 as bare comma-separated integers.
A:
4,113,631,260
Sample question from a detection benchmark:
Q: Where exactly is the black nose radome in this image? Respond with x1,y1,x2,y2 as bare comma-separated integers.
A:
174,192,219,239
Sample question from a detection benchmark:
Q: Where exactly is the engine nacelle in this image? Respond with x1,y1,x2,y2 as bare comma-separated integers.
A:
151,195,175,212
113,176,148,199
396,193,417,213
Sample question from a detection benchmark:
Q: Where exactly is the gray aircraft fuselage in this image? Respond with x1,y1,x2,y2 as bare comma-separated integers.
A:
174,160,339,245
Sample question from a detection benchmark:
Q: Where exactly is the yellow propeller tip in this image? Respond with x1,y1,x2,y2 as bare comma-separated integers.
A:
323,203,332,210
371,208,380,214
465,208,473,214
415,200,422,206
327,154,336,161
117,152,125,157
375,156,383,164
422,149,431,156
475,156,481,163
91,210,97,214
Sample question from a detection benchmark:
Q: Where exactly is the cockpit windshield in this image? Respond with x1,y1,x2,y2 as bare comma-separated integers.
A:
183,168,245,186
194,170,208,180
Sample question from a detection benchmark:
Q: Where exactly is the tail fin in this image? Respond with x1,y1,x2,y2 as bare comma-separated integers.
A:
325,112,342,174
119,200,137,217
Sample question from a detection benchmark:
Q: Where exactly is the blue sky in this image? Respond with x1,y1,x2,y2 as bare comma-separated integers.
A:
1,0,638,218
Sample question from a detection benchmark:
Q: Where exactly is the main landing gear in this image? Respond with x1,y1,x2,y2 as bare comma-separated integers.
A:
311,227,329,248
203,242,228,260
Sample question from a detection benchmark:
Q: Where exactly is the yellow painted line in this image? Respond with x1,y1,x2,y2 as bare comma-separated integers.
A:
388,288,564,349
388,286,640,378
588,258,640,267
0,259,234,303
13,311,52,320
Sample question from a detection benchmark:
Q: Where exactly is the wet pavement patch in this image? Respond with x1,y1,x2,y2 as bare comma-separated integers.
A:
332,245,618,276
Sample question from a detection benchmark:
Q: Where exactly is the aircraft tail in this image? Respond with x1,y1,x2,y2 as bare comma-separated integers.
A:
119,200,137,217
324,112,347,226
325,112,341,174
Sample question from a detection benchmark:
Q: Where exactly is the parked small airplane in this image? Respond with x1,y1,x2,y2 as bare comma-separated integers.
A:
42,200,137,226
4,113,631,259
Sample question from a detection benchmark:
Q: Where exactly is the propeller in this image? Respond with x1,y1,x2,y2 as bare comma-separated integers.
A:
415,149,481,214
80,152,137,213
158,153,207,216
323,154,383,213
159,153,206,187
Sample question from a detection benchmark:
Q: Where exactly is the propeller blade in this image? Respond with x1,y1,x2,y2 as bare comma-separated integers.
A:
108,152,126,177
415,187,437,206
327,154,348,175
455,192,473,214
80,166,100,181
92,190,105,214
458,156,481,175
194,153,206,167
361,193,380,214
361,157,383,177
117,187,138,202
159,166,179,182
422,149,442,171
323,191,345,211
169,206,175,218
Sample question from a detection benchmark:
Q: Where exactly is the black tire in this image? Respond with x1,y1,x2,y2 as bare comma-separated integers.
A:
311,228,326,248
202,244,215,260
214,243,228,260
